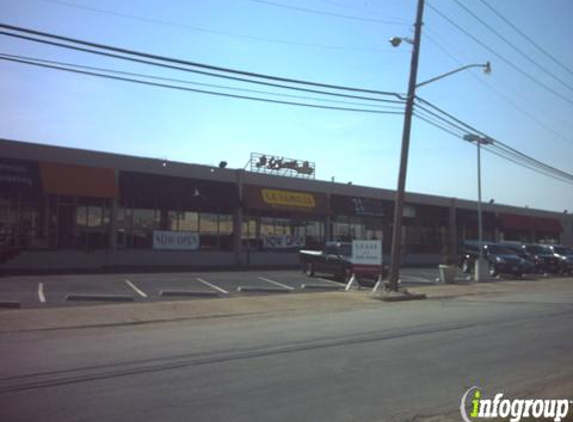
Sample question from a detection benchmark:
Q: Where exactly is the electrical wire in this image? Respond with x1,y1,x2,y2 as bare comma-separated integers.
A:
34,0,386,53
0,23,403,97
451,0,573,94
424,30,573,146
477,0,573,79
413,96,573,183
0,30,405,105
426,2,573,108
241,0,408,25
0,52,405,111
413,109,573,184
0,54,405,115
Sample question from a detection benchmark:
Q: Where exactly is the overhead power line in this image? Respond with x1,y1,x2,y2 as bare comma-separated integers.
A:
413,96,573,184
423,30,573,146
242,0,408,25
0,52,404,111
0,23,402,98
451,0,573,94
477,0,573,79
35,0,386,53
426,2,573,108
0,54,405,115
0,29,405,106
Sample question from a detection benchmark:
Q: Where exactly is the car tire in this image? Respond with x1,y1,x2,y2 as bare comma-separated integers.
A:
304,262,315,277
488,264,498,278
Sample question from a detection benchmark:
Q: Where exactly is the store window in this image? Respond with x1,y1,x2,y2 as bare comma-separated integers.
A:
76,199,110,250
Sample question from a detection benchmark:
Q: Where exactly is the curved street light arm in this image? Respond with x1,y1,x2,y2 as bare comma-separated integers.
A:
416,62,490,89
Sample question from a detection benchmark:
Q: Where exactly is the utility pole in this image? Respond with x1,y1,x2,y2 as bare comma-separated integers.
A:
387,0,425,292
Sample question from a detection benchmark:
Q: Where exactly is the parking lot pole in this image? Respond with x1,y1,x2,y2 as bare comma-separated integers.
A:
387,0,425,292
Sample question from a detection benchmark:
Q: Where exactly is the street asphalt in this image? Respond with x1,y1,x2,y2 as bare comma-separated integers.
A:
0,278,572,422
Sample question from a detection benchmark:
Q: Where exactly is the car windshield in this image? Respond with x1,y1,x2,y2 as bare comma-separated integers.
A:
526,245,551,254
486,245,516,255
553,246,570,255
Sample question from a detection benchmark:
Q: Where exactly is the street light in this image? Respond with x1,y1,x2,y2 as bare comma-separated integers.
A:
463,133,494,282
375,0,492,293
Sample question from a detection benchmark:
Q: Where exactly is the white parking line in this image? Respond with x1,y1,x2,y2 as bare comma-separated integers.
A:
196,278,229,294
38,282,46,303
257,277,295,291
317,278,342,286
124,280,148,298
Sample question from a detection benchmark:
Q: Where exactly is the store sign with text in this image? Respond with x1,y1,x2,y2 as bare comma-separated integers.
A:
153,230,199,250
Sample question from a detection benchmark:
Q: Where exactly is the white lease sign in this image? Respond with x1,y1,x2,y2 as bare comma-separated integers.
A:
153,230,199,250
351,240,382,266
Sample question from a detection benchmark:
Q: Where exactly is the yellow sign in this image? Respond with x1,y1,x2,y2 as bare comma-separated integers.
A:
261,189,316,208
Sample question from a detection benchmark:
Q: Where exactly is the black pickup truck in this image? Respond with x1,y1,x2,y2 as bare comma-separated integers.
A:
299,241,387,283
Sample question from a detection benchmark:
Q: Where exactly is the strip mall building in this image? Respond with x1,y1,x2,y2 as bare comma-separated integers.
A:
1,138,571,272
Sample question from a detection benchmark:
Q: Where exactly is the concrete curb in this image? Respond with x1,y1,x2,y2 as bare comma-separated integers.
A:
300,284,343,291
237,286,291,293
65,294,134,302
160,290,219,298
0,301,21,309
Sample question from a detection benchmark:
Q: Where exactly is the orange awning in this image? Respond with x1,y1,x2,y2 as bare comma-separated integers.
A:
40,162,119,198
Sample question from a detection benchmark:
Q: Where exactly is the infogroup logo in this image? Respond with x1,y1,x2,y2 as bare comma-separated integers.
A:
460,386,571,422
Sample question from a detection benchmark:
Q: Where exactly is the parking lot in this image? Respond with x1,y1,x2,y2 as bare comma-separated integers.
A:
0,267,556,309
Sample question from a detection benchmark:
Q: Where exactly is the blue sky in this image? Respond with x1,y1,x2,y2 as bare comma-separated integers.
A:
1,0,572,212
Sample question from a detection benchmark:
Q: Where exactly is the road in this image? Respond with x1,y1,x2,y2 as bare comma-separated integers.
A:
1,280,572,422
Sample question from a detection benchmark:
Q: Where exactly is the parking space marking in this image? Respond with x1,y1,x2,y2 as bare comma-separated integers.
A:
38,282,46,303
257,277,295,291
196,278,229,295
124,280,148,298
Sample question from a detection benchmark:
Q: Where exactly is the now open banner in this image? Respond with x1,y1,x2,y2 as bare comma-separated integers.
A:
153,231,199,250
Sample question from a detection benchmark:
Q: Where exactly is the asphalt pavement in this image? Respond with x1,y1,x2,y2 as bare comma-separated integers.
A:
0,267,459,309
0,278,572,422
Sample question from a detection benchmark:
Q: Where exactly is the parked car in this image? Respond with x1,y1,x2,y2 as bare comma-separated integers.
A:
544,245,573,275
522,244,564,274
460,241,527,277
497,242,537,274
299,241,388,283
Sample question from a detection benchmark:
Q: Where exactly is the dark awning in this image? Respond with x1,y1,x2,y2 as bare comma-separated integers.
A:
498,213,562,233
119,171,239,210
331,195,385,217
533,217,562,232
243,185,331,215
498,213,532,231
0,158,42,196
40,162,119,199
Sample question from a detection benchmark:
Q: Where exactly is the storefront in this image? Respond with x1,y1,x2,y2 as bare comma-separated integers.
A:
241,185,330,252
1,138,571,271
0,158,118,251
118,171,239,251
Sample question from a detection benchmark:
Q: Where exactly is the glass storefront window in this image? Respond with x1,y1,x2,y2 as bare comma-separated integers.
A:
178,211,199,231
